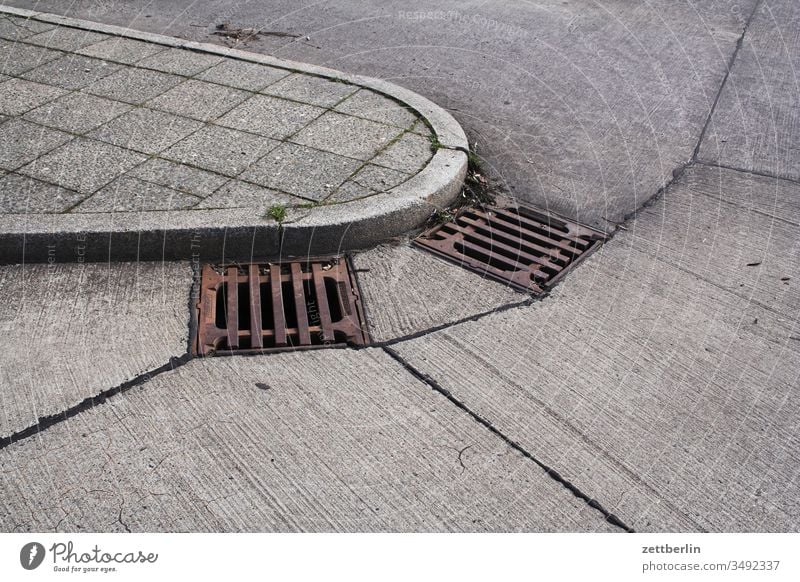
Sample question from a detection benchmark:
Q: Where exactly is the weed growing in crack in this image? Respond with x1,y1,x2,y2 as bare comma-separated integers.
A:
267,203,287,222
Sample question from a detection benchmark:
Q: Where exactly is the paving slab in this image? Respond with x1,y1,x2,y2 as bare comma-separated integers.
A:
85,66,183,104
0,39,60,75
0,350,617,532
0,261,192,439
0,14,53,41
87,107,203,154
0,118,72,170
23,91,132,134
698,0,800,181
393,164,800,532
19,137,147,193
0,7,467,263
21,53,121,89
74,176,200,212
0,172,84,213
0,77,65,115
352,243,525,342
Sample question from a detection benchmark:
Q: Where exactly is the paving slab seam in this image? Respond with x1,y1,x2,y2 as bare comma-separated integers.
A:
618,0,762,227
690,0,764,163
0,353,192,450
695,159,800,191
382,345,635,532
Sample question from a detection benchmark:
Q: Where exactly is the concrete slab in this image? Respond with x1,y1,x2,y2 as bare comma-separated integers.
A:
87,107,203,155
24,25,107,50
75,176,200,212
86,66,183,104
698,0,800,181
161,125,280,178
0,14,53,41
240,142,361,201
352,243,525,342
21,53,121,89
23,91,132,134
0,77,65,115
195,59,289,91
0,261,192,439
335,89,418,129
625,165,800,319
292,112,405,161
19,137,146,194
127,158,227,198
76,36,166,64
0,118,71,170
215,93,325,140
0,40,60,75
0,172,84,213
0,350,617,532
393,166,800,532
148,79,249,122
135,46,221,75
262,72,358,107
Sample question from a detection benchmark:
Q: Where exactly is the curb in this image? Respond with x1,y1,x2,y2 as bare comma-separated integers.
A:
0,5,469,264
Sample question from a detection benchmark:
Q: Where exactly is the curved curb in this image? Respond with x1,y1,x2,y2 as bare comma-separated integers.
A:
0,5,468,263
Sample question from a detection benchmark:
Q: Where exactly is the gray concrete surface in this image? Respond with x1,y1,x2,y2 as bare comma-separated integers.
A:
2,0,762,226
0,8,468,263
0,351,616,532
698,0,800,182
392,164,800,532
0,261,191,439
0,0,798,534
352,243,525,342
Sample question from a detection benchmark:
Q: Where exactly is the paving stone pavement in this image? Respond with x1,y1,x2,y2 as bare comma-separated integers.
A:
0,9,467,262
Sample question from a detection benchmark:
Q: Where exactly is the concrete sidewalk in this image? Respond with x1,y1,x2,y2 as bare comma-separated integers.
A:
0,0,798,533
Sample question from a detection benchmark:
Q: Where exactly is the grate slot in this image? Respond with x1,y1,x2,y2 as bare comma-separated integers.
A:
248,264,263,349
444,220,563,273
270,264,287,347
414,199,607,294
455,214,572,264
311,263,335,343
291,262,312,346
226,266,239,349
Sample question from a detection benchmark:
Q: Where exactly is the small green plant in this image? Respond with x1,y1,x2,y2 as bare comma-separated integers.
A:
433,208,455,224
429,134,445,152
267,203,287,222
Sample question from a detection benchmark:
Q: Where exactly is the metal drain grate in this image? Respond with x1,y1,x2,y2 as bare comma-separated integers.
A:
414,199,607,293
194,258,369,356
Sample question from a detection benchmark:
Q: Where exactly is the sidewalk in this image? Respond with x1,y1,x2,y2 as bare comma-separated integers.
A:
0,8,466,262
0,1,798,532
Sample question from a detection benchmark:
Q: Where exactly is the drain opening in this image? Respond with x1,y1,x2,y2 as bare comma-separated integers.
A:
195,257,369,356
414,199,607,293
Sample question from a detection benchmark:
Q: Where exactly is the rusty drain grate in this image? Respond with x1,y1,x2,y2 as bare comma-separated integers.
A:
414,199,607,293
194,257,369,356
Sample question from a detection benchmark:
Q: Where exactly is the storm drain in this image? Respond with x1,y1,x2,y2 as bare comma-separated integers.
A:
194,258,369,356
414,200,607,293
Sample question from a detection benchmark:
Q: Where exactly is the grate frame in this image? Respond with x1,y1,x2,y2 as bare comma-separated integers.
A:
194,257,370,356
413,198,607,293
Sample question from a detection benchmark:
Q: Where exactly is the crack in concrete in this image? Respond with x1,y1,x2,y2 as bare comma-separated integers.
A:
382,345,635,533
0,353,193,451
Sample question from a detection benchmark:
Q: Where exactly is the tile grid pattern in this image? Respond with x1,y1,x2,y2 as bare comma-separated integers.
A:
0,15,434,215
